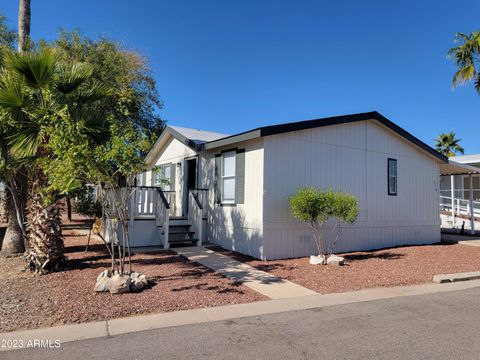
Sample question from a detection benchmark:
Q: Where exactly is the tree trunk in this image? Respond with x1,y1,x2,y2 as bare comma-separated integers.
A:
1,192,25,254
66,195,72,222
18,0,31,54
0,186,8,224
25,192,66,273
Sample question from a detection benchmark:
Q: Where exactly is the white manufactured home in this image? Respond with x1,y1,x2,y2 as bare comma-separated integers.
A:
127,111,471,260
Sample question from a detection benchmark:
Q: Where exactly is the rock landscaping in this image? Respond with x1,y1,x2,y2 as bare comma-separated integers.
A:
0,220,266,333
210,242,480,294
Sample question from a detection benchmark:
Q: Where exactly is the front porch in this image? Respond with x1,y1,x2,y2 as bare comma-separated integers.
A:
127,186,208,249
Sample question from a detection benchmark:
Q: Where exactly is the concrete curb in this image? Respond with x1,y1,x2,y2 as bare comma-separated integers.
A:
2,279,480,352
433,271,480,283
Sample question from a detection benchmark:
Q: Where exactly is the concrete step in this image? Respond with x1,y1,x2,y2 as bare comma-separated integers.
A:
169,238,199,245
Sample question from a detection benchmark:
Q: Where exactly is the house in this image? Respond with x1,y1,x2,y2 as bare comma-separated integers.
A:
129,111,471,260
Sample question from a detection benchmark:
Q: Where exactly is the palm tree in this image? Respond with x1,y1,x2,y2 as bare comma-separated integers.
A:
18,0,30,54
448,31,480,92
1,0,32,255
434,132,465,157
0,49,110,272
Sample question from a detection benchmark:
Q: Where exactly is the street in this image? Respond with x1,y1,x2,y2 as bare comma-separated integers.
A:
3,286,480,360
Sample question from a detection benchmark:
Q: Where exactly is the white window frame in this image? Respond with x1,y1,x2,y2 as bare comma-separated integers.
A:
221,151,236,204
153,164,172,191
136,172,146,186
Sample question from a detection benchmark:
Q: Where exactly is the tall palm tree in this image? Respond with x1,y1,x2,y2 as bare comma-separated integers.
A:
434,132,465,157
18,0,30,54
1,0,32,255
448,31,480,92
0,50,110,272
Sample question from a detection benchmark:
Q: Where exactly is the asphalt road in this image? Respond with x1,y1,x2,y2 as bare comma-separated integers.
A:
4,286,480,360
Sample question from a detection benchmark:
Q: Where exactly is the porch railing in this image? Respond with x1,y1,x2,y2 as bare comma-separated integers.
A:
155,188,170,249
440,195,480,218
188,189,206,246
132,186,176,217
190,188,208,218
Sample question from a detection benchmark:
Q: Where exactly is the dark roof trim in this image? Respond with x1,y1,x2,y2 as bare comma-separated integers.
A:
202,111,448,162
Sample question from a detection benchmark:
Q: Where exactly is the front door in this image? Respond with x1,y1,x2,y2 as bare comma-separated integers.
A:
183,158,197,216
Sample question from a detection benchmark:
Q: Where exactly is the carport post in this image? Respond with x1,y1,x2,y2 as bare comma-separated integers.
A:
451,175,456,227
469,174,475,234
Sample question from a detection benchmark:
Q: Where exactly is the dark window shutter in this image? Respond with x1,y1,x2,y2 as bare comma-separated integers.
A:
235,149,245,204
170,163,176,191
214,155,221,204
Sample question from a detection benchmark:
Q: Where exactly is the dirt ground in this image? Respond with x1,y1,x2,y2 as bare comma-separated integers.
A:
211,242,480,294
0,219,266,333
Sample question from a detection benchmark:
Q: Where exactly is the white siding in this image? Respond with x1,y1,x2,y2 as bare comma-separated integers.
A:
146,137,197,214
262,120,441,260
200,138,265,258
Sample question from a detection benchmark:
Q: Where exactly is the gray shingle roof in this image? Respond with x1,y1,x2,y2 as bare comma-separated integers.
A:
169,126,229,144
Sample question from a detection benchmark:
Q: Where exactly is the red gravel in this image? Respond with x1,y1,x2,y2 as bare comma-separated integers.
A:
0,220,266,333
210,243,480,294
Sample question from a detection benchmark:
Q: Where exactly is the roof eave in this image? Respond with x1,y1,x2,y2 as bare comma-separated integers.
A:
144,126,201,168
202,129,262,150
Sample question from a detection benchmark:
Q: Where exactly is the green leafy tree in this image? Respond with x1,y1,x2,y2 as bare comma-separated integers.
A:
434,132,464,157
44,30,164,151
448,31,480,92
289,188,359,261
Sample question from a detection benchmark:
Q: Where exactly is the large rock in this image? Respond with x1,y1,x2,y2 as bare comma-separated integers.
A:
108,274,132,294
130,272,148,292
94,270,112,292
327,254,345,266
94,270,149,293
310,255,326,265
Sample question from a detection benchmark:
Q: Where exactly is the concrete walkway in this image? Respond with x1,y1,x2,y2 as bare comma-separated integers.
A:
174,246,317,299
2,279,480,352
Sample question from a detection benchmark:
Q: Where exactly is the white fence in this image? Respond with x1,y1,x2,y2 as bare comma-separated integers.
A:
439,195,480,218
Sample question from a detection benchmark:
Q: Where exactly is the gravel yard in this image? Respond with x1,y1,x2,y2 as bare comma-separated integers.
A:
210,242,480,294
0,221,266,333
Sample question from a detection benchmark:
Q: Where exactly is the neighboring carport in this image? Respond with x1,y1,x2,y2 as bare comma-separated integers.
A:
440,160,480,234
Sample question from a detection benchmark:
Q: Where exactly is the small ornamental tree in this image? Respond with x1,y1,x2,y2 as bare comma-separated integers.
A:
289,188,359,261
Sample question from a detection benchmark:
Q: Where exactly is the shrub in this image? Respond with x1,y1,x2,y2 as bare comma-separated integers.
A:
289,187,359,259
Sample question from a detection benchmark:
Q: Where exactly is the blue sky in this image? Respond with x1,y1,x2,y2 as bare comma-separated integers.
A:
1,0,479,153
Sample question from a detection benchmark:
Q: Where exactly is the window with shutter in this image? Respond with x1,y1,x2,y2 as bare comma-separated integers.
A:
214,149,245,205
221,151,236,204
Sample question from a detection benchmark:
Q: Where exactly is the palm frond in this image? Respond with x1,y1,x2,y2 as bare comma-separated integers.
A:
5,49,56,88
73,81,112,105
55,63,93,94
0,72,25,109
8,126,42,159
452,64,476,88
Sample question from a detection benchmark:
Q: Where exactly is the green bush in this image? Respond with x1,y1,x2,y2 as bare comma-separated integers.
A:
289,187,359,259
75,186,102,219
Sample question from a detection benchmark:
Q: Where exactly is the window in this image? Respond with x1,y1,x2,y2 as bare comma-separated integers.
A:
136,172,146,186
153,164,172,191
221,151,236,204
388,158,397,196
